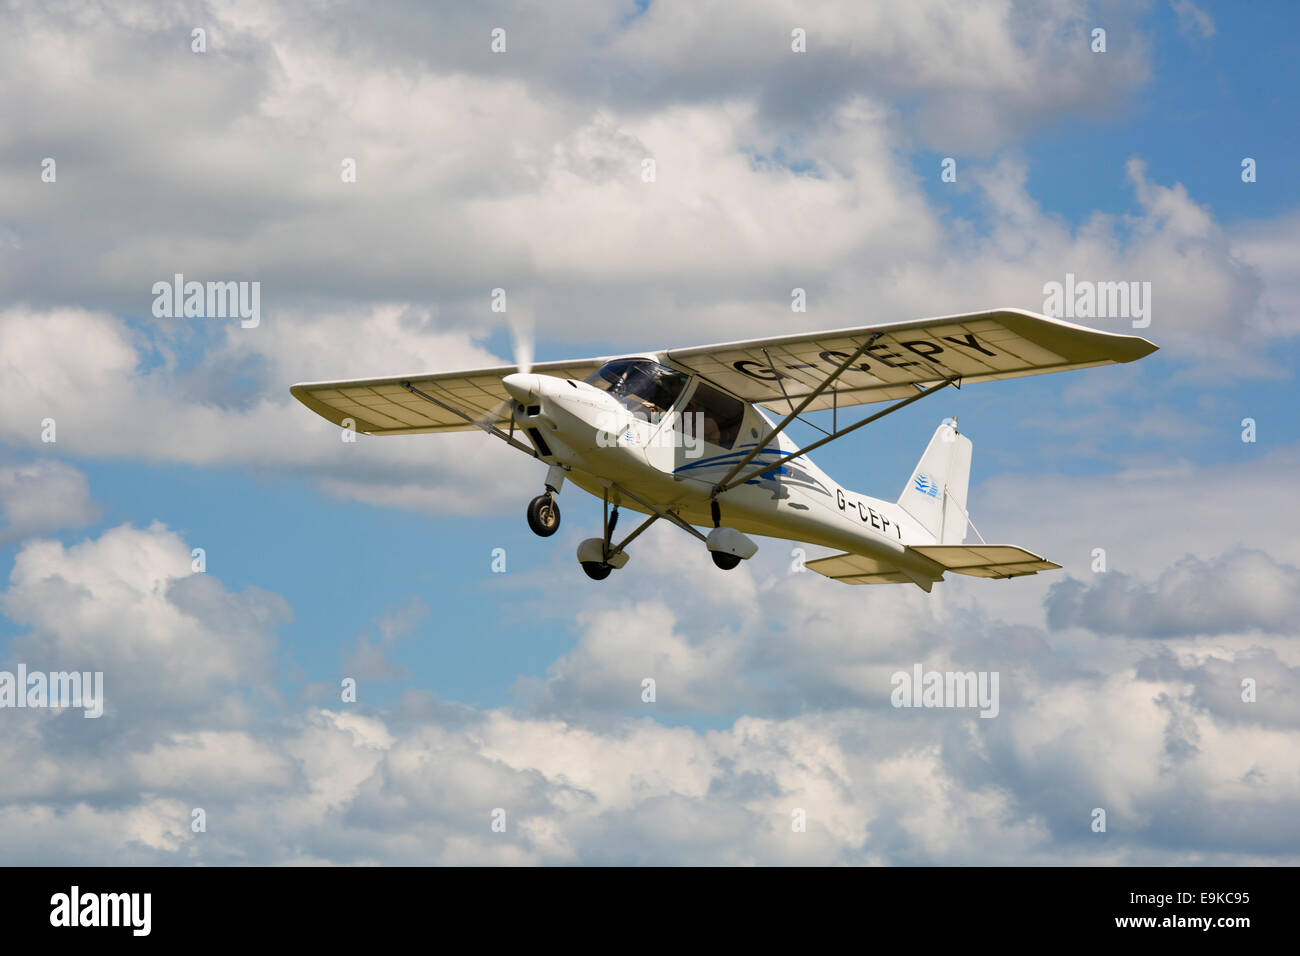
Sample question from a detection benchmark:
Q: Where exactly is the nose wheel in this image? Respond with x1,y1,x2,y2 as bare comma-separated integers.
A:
526,493,561,537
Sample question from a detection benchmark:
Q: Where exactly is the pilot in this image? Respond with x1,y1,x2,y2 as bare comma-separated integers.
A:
679,395,722,445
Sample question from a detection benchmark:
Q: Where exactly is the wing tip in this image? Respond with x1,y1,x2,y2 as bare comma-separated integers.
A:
1000,307,1160,360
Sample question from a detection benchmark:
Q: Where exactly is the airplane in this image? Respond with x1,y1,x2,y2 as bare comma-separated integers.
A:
290,308,1157,590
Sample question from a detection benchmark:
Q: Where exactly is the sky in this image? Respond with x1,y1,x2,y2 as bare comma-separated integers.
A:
1,0,1298,864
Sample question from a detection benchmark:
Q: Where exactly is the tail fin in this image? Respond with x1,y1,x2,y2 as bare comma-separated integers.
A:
898,419,972,545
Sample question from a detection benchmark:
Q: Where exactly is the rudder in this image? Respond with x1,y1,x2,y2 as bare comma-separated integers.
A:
898,419,972,545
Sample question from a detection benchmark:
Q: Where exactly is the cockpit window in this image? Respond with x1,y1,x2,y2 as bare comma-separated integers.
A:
584,359,689,417
680,380,745,449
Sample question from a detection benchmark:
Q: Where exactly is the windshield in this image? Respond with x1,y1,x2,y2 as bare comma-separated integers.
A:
584,359,690,417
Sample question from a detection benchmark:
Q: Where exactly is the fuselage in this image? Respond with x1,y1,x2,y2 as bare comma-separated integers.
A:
502,364,945,580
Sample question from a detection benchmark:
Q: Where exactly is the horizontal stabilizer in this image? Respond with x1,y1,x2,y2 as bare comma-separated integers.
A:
910,544,1060,579
804,552,917,586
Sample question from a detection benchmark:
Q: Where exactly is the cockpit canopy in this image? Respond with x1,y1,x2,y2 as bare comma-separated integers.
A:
585,358,750,449
584,359,690,417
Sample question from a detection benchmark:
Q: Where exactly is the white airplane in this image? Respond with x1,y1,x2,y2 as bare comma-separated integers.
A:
291,309,1156,590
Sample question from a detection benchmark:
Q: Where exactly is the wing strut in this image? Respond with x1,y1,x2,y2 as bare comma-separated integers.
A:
763,348,830,437
710,332,882,496
713,375,960,496
400,382,538,457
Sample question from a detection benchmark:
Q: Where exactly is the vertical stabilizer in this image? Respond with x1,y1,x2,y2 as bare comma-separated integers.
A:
898,419,972,545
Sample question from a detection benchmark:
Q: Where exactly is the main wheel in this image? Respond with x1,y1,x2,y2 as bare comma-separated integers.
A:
711,551,741,570
581,561,612,580
526,494,561,537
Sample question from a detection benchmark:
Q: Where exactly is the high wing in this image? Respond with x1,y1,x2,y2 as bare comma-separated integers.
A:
290,358,607,435
662,308,1157,411
290,308,1156,433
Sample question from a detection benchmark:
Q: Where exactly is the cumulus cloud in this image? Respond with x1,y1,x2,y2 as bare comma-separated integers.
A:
0,0,1294,529
1138,646,1300,729
1229,210,1300,338
1,522,288,722
342,597,430,681
0,304,539,514
0,459,98,544
604,0,1151,150
0,0,1289,360
946,441,1300,631
1,1,1298,867
1046,550,1300,637
0,516,1298,864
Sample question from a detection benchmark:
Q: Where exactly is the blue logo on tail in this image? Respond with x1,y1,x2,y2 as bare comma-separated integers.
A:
912,472,941,498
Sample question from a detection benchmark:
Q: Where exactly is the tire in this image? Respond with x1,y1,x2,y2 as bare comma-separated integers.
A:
526,494,561,537
711,551,741,570
581,561,612,580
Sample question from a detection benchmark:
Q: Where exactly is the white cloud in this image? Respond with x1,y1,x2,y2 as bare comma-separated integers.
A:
341,597,430,680
0,304,537,514
0,0,1294,527
966,441,1300,630
608,0,1151,151
0,459,98,544
1047,550,1300,637
0,1,1297,867
2,521,286,720
0,0,1282,366
1171,0,1216,39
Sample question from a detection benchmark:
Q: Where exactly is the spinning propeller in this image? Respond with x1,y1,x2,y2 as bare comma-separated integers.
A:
475,309,535,430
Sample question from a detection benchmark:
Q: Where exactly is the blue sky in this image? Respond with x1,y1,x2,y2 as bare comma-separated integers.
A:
1,0,1297,864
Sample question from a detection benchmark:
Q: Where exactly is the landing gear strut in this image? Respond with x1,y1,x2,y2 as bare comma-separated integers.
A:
709,500,740,569
526,493,560,537
577,490,660,580
581,496,619,580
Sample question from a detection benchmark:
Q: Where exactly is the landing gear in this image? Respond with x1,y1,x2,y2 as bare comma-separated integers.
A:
576,494,620,580
574,490,661,581
705,509,756,571
580,561,613,580
707,501,747,570
526,493,560,537
711,551,741,571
